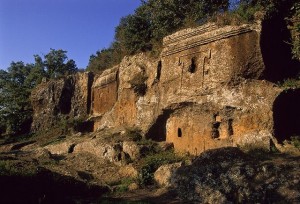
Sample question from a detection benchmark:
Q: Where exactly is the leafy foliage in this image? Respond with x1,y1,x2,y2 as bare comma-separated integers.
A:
291,136,300,148
279,78,300,88
237,0,300,60
289,2,300,59
0,62,35,134
42,48,78,78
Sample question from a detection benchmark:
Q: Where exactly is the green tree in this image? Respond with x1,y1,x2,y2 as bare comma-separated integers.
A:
43,48,78,78
115,4,152,54
0,62,34,134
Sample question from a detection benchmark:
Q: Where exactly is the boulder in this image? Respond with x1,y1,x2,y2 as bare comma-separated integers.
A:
122,141,141,160
154,162,182,187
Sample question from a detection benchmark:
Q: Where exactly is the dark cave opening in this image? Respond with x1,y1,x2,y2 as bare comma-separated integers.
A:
59,79,74,115
145,110,173,142
273,89,300,143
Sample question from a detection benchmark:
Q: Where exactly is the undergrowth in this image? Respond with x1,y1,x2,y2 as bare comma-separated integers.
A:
291,136,300,149
0,159,36,177
279,78,300,89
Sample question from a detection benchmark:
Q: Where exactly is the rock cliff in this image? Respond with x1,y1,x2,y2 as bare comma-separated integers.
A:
31,72,93,132
31,21,300,155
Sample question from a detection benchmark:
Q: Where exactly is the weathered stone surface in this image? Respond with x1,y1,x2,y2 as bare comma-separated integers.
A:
128,183,139,191
31,72,93,132
154,162,182,187
172,147,300,203
160,23,264,100
91,67,118,116
45,141,75,155
72,137,135,165
73,138,119,162
118,165,138,178
122,141,141,160
30,21,299,155
165,80,282,154
92,54,158,131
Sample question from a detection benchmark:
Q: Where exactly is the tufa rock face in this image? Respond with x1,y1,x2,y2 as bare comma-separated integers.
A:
31,21,300,155
31,72,93,132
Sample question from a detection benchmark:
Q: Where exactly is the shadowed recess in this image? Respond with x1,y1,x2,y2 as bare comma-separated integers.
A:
273,89,300,143
260,16,300,82
145,110,173,142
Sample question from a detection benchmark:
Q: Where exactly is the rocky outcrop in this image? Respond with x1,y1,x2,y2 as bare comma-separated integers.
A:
30,21,299,155
31,72,93,132
154,162,182,187
172,147,300,203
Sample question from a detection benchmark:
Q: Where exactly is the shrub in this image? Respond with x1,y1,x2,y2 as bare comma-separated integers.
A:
124,128,143,142
279,78,300,88
291,136,300,148
290,2,300,60
129,74,148,96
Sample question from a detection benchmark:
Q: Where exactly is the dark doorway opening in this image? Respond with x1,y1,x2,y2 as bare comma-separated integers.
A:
145,110,173,142
188,57,196,73
156,61,162,81
178,128,182,137
273,89,300,143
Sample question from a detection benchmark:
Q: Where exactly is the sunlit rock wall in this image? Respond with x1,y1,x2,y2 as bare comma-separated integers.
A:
31,21,297,155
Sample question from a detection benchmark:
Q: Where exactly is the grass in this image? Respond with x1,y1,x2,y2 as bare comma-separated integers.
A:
115,178,136,193
106,177,136,195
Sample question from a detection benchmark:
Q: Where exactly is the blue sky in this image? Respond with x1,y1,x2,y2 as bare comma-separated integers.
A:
0,0,141,69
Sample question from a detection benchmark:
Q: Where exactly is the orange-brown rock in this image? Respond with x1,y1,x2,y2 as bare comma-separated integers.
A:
31,21,300,155
91,67,118,116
